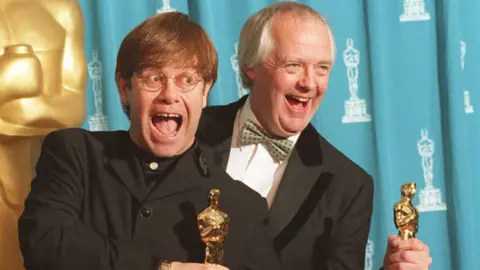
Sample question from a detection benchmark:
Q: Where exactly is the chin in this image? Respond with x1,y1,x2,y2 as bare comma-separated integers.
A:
283,124,306,136
279,119,308,136
147,134,184,156
148,133,194,158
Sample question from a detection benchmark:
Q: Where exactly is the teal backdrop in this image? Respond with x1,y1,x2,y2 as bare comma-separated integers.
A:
78,0,479,269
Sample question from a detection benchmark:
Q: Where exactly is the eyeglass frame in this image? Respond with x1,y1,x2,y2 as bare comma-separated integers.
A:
132,70,204,93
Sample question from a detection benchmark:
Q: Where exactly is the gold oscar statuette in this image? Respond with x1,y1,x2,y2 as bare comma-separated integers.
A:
0,1,87,269
197,189,229,265
393,182,419,240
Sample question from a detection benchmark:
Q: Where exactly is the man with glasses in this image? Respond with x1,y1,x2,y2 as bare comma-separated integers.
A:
18,12,279,270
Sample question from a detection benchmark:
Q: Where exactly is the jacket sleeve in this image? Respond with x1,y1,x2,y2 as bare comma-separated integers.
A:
18,130,159,270
326,173,374,270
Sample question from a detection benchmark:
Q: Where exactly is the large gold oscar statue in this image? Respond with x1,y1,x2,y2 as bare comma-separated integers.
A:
0,1,87,269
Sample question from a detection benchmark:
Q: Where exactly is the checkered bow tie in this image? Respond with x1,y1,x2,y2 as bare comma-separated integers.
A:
239,119,294,162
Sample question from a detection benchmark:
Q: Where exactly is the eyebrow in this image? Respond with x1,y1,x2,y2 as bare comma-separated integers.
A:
315,60,333,66
278,56,302,63
279,56,333,66
140,67,199,74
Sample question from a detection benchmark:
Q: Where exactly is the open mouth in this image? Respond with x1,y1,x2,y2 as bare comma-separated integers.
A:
285,95,311,110
151,113,183,137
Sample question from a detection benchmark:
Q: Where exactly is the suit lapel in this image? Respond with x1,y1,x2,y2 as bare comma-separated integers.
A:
267,124,327,238
197,96,248,170
105,132,147,202
216,135,233,170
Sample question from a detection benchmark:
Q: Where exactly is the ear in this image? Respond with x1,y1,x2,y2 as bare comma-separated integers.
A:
201,81,213,108
116,73,130,104
244,65,256,81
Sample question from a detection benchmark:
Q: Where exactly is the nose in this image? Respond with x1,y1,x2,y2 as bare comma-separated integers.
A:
297,67,316,92
156,78,179,104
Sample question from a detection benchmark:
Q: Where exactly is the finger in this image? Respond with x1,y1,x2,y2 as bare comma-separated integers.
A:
388,250,431,265
389,235,400,243
204,264,228,269
388,235,399,244
387,235,400,252
396,238,428,252
386,262,424,270
206,266,229,270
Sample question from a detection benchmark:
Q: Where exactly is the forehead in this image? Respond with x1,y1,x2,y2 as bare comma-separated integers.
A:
269,15,333,62
140,65,198,74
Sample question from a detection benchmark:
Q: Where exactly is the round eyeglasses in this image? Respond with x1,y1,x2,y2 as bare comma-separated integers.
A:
135,72,202,93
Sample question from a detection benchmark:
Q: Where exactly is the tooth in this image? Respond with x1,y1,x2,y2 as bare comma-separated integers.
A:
289,96,309,102
155,113,182,118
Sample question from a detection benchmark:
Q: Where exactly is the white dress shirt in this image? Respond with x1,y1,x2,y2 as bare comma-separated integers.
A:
226,97,300,207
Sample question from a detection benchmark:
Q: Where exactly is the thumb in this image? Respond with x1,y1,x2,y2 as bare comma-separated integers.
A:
385,235,400,256
384,235,399,268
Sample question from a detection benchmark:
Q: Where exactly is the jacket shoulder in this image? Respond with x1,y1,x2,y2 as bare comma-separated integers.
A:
200,102,237,126
199,96,247,129
42,128,129,153
308,126,373,187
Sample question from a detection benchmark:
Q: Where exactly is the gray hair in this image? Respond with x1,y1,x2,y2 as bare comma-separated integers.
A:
238,2,336,89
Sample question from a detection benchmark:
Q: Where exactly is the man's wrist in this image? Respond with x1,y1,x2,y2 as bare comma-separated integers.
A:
159,258,171,270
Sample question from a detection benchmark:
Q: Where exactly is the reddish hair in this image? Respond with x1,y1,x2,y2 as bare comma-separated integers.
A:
115,12,218,85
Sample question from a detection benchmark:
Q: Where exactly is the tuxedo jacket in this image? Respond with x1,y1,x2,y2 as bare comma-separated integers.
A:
197,96,374,270
18,128,280,270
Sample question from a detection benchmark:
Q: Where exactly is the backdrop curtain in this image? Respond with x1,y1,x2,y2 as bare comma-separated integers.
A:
78,1,479,269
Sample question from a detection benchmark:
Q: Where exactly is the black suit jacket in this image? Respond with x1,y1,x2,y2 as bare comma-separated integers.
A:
18,128,280,270
197,96,374,270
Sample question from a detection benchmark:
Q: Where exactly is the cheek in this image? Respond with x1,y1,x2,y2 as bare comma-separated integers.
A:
132,92,154,118
261,72,293,97
318,76,330,94
274,74,298,93
182,94,204,122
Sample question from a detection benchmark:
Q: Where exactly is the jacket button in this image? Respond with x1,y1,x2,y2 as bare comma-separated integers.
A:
140,207,153,219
